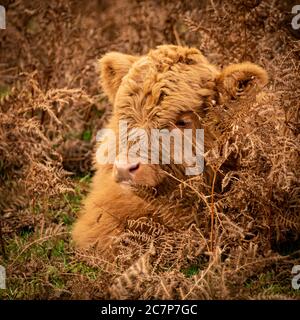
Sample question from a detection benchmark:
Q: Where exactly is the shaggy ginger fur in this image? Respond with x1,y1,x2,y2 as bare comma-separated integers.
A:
72,45,268,255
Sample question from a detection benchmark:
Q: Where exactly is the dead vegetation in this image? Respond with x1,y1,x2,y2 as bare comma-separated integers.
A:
0,0,299,299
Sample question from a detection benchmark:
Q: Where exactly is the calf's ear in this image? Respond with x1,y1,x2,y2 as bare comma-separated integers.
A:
99,52,139,104
216,62,268,103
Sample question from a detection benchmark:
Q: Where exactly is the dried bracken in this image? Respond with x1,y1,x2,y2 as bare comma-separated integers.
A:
0,0,299,299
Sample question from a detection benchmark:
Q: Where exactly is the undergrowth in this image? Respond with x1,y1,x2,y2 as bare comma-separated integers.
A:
0,0,299,299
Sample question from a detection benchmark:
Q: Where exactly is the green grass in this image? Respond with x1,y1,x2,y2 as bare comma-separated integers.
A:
82,130,92,142
1,174,299,299
0,175,103,300
0,85,10,99
181,265,201,278
244,270,300,298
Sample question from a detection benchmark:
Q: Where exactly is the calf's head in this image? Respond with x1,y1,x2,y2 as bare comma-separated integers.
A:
97,45,268,196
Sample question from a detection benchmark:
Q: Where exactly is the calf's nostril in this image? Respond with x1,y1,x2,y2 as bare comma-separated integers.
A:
129,162,140,173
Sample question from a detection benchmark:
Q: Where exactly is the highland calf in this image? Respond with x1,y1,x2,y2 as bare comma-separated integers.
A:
72,45,268,254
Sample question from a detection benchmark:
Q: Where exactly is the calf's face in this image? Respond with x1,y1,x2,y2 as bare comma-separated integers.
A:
97,45,268,195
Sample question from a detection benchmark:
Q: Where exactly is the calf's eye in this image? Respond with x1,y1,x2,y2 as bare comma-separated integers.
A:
176,119,187,127
175,119,192,128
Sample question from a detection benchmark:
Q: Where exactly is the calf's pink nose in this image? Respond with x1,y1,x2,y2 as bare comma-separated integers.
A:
113,159,140,183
